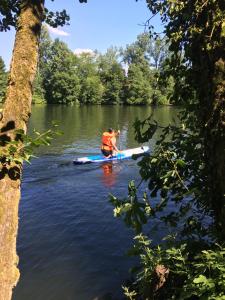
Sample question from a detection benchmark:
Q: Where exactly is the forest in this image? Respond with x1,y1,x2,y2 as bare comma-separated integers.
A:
0,28,174,106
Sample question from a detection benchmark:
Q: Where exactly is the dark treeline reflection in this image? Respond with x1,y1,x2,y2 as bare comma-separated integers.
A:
29,105,179,155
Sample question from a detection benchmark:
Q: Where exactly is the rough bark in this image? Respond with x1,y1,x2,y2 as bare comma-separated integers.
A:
0,1,44,299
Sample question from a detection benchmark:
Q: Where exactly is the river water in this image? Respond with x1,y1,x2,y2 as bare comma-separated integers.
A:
12,105,178,300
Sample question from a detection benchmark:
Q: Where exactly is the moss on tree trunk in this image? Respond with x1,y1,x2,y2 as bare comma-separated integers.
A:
0,1,44,299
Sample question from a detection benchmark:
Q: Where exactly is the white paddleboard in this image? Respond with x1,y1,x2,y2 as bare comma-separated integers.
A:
73,146,149,165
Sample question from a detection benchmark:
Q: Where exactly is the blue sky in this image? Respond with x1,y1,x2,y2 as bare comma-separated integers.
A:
0,0,162,69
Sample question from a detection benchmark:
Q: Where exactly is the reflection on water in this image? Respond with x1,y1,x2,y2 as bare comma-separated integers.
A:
28,105,179,155
101,162,123,188
13,105,179,300
101,162,115,187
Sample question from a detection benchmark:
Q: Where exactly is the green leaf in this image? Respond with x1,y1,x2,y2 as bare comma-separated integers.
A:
193,275,208,284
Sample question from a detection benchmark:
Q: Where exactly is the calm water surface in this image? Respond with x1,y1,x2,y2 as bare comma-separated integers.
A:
13,105,178,300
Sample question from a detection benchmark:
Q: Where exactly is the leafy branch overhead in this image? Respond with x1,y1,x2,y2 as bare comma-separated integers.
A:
0,123,62,180
0,0,87,32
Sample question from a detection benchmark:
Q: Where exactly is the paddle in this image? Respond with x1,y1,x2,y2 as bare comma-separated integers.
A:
117,125,122,160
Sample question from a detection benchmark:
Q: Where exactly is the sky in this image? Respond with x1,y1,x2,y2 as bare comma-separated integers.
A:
0,0,162,69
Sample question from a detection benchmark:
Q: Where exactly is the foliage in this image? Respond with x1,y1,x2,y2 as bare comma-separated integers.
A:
122,33,150,66
123,33,168,70
132,234,225,299
122,33,173,105
0,0,20,31
109,0,225,299
77,53,103,104
101,63,124,104
110,181,150,234
0,0,73,32
125,64,153,105
79,75,104,104
49,71,80,104
155,73,174,105
0,123,62,166
33,28,176,105
98,48,125,104
34,28,174,105
147,37,168,70
141,0,225,234
110,179,225,299
110,93,221,298
33,72,46,104
0,2,175,107
42,39,81,104
38,25,53,77
0,56,7,103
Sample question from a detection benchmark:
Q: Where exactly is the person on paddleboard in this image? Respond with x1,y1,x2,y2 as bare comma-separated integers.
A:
101,128,121,158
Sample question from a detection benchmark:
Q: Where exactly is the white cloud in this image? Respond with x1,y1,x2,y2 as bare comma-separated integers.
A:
46,24,70,37
74,48,94,56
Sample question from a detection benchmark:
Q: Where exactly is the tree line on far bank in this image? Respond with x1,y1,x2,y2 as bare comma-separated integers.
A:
0,56,7,103
0,27,175,106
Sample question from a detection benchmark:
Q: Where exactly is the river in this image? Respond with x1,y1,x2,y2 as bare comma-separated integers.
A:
12,105,178,300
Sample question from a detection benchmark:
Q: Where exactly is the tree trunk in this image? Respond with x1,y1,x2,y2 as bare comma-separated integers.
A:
206,57,225,239
0,1,44,299
196,17,225,239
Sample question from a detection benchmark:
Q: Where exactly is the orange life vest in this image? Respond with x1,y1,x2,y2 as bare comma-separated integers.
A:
101,132,114,151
